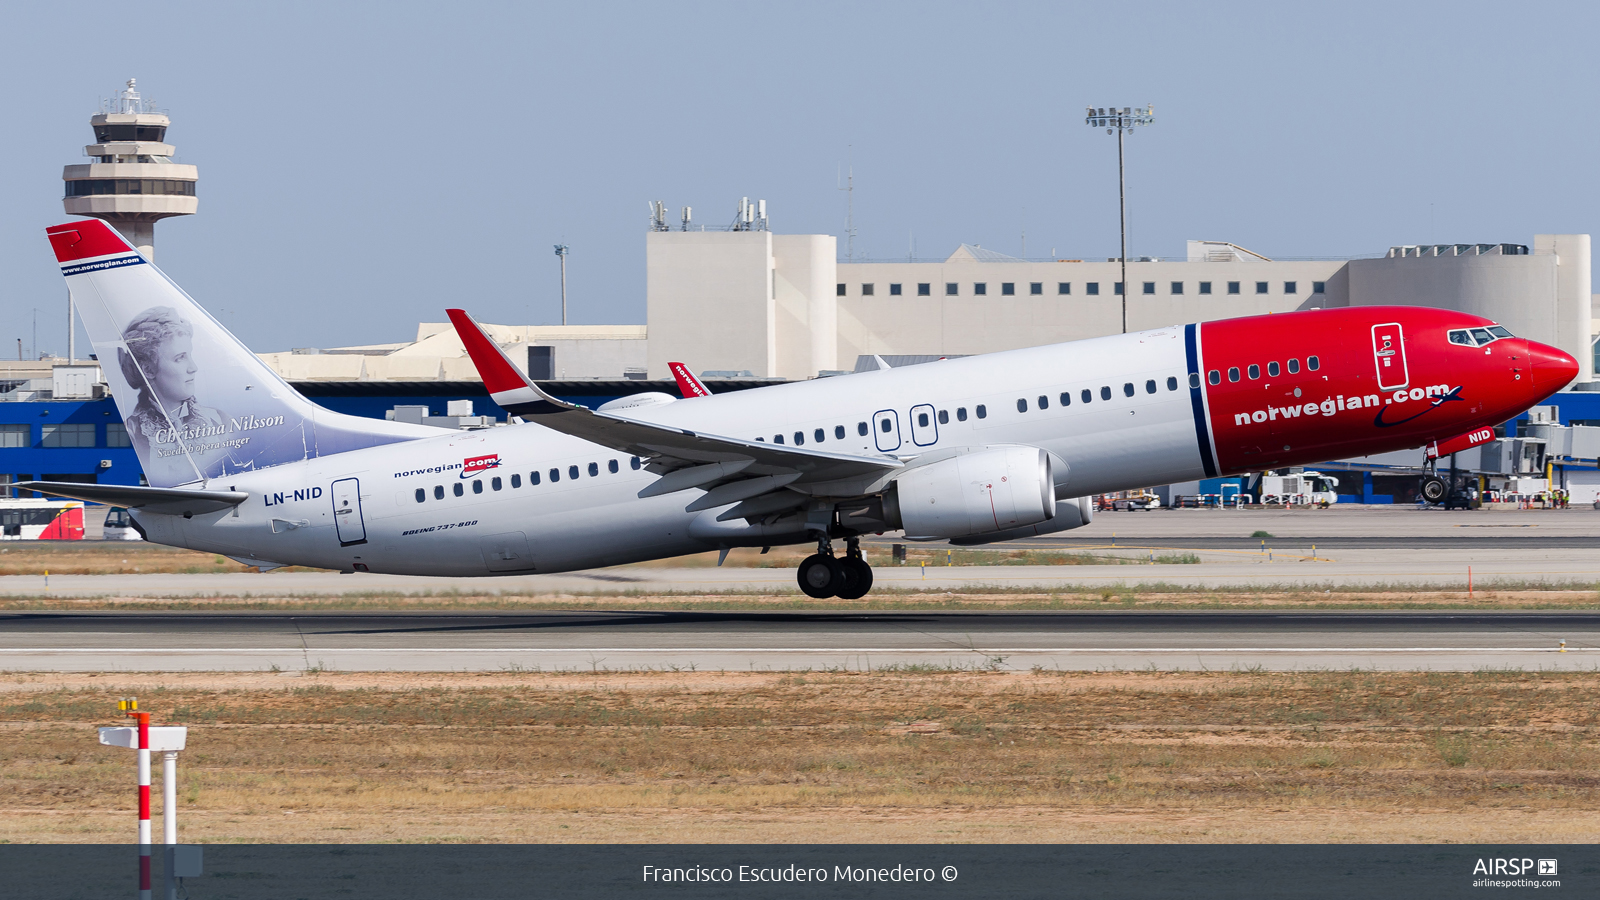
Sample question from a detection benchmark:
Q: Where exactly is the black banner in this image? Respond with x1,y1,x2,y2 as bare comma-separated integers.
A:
5,844,1593,898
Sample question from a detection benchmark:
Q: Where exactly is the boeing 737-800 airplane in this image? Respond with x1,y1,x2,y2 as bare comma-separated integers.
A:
24,219,1578,598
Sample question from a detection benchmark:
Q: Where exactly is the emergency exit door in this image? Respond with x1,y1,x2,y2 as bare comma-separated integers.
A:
1371,322,1409,390
331,477,367,546
909,404,939,446
873,409,901,452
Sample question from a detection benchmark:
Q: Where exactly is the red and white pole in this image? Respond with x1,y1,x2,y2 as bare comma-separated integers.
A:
136,710,151,900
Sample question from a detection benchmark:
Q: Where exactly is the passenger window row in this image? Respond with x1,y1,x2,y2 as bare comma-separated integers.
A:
754,374,1189,447
761,421,872,445
414,456,642,503
1208,355,1320,385
1014,375,1181,412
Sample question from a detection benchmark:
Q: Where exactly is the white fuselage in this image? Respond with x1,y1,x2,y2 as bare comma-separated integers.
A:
140,329,1201,575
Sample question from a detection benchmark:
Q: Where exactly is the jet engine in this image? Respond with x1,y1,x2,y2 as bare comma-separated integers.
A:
885,446,1055,540
949,494,1094,545
597,392,677,412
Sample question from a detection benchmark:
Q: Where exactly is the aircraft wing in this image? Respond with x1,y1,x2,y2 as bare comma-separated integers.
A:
446,309,901,492
16,481,247,516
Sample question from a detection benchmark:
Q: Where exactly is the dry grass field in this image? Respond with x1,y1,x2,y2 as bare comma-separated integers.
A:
3,670,1599,844
0,541,1193,576
2,537,1599,613
0,542,317,575
3,586,1597,613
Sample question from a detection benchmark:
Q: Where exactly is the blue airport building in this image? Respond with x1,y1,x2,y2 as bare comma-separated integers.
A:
0,379,769,500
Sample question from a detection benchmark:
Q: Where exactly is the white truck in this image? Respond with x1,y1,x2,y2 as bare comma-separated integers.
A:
1259,472,1340,506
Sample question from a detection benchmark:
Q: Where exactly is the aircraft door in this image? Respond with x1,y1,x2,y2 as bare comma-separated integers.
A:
1371,322,1409,391
909,403,938,446
331,477,367,546
873,409,902,452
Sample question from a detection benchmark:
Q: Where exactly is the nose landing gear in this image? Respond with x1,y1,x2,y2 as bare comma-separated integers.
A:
1420,474,1449,504
797,536,875,599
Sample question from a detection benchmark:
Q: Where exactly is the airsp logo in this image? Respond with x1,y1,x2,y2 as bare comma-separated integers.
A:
1472,858,1554,876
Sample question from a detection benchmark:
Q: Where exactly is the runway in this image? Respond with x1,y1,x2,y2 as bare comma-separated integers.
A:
3,610,1595,672
874,505,1600,549
4,543,1598,597
9,507,1598,598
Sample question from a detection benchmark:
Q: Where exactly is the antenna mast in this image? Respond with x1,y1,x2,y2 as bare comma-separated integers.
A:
838,153,856,262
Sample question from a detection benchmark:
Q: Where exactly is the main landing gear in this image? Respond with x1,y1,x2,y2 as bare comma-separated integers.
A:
797,536,874,599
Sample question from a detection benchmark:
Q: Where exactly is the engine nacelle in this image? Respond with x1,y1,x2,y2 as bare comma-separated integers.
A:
949,495,1093,545
887,446,1055,539
597,392,677,412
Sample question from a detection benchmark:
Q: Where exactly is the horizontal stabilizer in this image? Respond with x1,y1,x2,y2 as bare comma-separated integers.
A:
16,481,247,516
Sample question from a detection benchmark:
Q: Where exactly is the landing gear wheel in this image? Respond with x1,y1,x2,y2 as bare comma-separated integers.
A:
1420,475,1448,504
835,556,873,599
798,553,840,598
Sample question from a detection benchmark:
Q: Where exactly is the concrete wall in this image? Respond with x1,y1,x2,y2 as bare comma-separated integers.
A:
772,234,838,377
1347,236,1591,384
644,231,1591,383
835,259,1347,361
515,338,647,380
1541,234,1593,385
647,231,775,378
259,323,648,382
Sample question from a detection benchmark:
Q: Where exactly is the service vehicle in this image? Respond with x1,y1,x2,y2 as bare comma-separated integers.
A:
0,499,84,540
102,506,142,541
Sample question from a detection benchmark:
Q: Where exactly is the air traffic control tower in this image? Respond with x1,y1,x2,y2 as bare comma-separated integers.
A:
62,79,197,261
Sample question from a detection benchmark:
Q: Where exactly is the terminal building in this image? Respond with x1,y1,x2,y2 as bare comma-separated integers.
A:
7,87,1600,509
646,223,1594,385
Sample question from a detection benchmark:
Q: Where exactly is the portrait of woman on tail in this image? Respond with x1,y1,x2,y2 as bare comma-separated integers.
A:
118,306,225,483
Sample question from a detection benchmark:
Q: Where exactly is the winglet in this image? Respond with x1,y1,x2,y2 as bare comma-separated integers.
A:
668,362,712,398
446,309,579,415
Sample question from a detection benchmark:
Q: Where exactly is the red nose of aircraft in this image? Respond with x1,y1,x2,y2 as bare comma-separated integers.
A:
1528,340,1580,395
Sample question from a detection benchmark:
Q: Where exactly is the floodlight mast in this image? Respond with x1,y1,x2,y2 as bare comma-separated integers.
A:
553,244,570,326
1085,105,1154,333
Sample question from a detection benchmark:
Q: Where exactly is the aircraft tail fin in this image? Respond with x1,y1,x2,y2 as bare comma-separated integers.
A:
47,219,434,487
667,362,712,398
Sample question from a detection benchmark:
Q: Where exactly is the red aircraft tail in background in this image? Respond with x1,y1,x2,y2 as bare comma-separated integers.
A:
668,362,712,398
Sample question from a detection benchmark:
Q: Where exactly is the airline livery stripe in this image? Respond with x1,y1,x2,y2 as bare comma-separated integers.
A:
1184,323,1218,478
61,254,144,276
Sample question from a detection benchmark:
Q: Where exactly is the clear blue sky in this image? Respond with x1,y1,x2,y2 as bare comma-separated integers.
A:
1,0,1596,356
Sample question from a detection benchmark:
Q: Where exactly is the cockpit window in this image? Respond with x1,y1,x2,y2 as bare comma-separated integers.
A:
1452,325,1515,347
